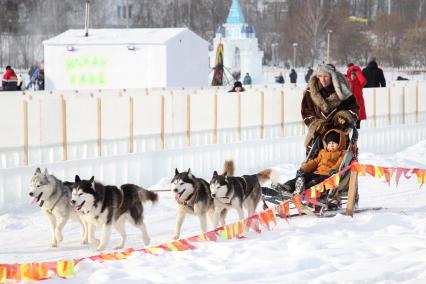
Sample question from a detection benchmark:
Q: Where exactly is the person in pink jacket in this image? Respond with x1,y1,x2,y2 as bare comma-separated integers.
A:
346,65,367,129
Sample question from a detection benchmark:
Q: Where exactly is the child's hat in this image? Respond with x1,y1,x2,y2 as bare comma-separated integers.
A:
326,131,340,144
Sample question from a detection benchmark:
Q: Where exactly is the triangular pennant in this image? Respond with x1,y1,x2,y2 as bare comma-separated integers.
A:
374,165,384,178
292,195,303,215
259,210,271,230
144,247,164,255
365,164,375,177
305,189,311,204
7,264,21,281
0,265,6,282
414,169,426,188
395,168,404,187
56,260,75,278
352,163,366,175
245,214,261,233
383,167,395,186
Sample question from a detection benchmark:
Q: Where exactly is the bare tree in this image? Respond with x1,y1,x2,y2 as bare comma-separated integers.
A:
284,0,333,67
371,13,406,66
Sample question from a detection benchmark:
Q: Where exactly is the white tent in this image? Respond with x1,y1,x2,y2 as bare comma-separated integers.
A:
43,28,209,90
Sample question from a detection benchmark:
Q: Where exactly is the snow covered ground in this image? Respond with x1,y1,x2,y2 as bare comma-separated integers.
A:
1,142,426,283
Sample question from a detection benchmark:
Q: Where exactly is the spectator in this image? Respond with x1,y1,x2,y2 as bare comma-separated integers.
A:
346,65,367,129
362,58,386,88
228,81,245,92
243,72,252,85
2,66,18,91
289,69,297,83
305,67,314,83
275,72,284,84
27,62,45,90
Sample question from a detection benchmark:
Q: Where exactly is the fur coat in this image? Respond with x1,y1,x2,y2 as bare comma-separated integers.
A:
301,73,359,146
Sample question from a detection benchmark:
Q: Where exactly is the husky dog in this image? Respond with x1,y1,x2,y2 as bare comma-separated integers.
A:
171,168,226,240
71,175,158,251
29,168,88,247
209,161,275,227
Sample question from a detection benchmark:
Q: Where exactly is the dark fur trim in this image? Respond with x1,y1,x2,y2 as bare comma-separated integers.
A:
308,77,342,113
305,119,325,146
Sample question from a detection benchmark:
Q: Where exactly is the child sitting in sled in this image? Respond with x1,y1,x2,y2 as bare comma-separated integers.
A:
279,129,347,196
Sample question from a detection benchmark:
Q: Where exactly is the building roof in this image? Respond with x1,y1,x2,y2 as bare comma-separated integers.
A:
226,0,245,25
43,28,206,45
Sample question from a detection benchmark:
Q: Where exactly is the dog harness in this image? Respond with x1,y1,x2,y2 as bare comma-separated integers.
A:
177,193,194,211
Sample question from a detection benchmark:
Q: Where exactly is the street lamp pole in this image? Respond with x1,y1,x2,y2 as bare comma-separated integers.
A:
125,0,129,28
326,30,332,63
292,42,298,68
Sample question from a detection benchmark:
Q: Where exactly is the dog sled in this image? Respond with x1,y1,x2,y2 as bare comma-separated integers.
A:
261,124,360,218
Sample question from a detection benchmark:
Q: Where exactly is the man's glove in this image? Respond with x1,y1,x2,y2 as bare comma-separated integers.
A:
296,169,305,178
329,169,338,176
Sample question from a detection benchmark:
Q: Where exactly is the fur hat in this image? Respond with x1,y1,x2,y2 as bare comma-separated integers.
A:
326,131,340,144
314,64,352,101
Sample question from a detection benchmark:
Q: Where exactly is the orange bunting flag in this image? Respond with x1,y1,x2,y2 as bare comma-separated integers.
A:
56,260,75,278
292,195,303,215
165,240,193,251
414,169,426,188
382,167,395,185
365,164,375,177
113,252,129,260
179,239,197,250
143,247,164,255
234,220,245,238
20,262,49,281
6,264,21,281
276,201,290,220
259,210,271,230
352,163,366,175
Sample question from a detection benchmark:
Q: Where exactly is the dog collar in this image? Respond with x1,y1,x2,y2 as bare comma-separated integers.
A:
46,190,64,214
177,193,194,210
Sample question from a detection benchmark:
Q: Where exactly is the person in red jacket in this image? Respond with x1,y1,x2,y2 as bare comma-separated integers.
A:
2,66,18,91
346,65,367,129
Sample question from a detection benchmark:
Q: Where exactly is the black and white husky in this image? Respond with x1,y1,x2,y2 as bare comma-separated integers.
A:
70,175,158,251
209,161,276,227
171,168,227,240
29,168,88,247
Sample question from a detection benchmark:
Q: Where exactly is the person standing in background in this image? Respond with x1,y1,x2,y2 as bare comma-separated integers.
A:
289,69,297,84
2,66,18,91
362,58,386,88
305,67,313,83
243,72,252,85
346,65,367,129
275,72,284,84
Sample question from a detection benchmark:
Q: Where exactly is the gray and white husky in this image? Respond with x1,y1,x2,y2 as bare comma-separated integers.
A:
171,168,227,240
71,175,158,251
209,161,276,227
29,168,88,247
